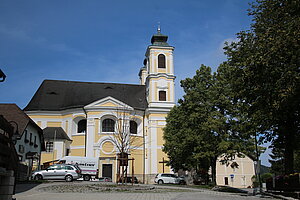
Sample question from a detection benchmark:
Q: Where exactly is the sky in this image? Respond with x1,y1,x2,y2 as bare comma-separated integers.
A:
0,0,272,166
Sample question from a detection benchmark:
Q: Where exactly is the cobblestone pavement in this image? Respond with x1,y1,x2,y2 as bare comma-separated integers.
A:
14,181,276,200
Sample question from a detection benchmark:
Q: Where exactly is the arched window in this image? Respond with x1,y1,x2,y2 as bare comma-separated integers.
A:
78,119,87,133
158,54,166,68
130,121,138,134
159,91,166,101
102,119,115,132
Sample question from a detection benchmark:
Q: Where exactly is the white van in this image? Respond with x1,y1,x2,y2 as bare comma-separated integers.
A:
59,156,98,181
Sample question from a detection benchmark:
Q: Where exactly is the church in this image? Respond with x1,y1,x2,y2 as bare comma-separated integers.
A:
24,29,176,183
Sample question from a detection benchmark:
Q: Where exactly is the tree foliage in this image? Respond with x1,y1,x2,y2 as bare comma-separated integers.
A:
223,0,300,174
163,65,256,184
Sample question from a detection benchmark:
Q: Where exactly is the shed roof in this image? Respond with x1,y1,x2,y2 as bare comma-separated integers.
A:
43,127,72,141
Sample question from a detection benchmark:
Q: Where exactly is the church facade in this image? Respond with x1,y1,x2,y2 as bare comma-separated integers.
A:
24,30,175,183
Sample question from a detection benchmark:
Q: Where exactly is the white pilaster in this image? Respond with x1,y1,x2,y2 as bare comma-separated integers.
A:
149,124,157,173
86,118,95,157
169,53,174,75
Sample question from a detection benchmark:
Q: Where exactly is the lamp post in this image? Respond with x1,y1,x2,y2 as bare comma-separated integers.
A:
0,69,6,82
254,132,263,194
9,121,20,144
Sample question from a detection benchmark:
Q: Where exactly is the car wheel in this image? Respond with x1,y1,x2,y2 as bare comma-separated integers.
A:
34,174,43,180
65,175,73,182
158,180,164,184
83,175,90,181
179,180,185,185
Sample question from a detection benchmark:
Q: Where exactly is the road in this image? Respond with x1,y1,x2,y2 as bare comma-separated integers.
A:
14,181,276,200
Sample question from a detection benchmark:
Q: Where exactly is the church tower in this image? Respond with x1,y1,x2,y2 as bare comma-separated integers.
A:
140,28,176,179
139,27,176,110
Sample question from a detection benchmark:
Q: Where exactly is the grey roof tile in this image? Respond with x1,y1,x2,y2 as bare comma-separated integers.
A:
43,127,71,141
24,80,147,111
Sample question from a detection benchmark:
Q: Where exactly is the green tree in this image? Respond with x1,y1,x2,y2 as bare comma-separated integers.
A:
163,64,256,184
223,0,300,174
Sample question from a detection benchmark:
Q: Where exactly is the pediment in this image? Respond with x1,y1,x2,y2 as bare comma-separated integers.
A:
84,96,133,110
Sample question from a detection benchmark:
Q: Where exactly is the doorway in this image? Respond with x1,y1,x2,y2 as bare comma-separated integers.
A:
224,177,229,185
102,164,112,178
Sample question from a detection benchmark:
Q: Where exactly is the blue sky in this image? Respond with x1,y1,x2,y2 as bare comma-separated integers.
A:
0,0,271,166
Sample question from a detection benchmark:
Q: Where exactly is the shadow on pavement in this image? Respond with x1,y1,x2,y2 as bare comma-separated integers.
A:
15,182,41,193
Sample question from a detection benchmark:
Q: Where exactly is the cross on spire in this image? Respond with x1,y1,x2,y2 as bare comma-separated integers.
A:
157,22,161,33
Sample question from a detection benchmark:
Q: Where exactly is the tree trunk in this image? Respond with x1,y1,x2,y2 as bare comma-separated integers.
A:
284,126,295,175
211,157,217,185
281,119,295,175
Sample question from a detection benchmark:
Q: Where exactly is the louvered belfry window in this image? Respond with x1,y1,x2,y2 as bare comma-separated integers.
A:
159,91,166,101
158,54,166,68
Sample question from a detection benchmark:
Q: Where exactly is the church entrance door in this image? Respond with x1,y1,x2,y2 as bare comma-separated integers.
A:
102,164,112,179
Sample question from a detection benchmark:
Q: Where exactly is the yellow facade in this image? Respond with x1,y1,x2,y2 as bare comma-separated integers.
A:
97,102,118,107
216,154,255,188
129,149,144,175
41,151,56,163
70,148,85,157
157,150,171,173
47,121,62,127
157,127,165,146
71,135,85,146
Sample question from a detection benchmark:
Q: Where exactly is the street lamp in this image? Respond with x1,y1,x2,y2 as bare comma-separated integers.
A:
9,121,20,144
0,69,6,82
254,132,263,194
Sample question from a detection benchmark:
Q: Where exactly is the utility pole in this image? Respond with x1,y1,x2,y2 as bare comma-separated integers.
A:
52,130,56,165
254,132,263,194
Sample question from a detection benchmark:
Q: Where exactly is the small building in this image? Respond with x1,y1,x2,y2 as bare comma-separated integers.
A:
41,127,72,168
0,115,18,200
216,154,255,188
0,104,45,180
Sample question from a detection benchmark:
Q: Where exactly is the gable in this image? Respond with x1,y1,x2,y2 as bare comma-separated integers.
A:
85,96,133,110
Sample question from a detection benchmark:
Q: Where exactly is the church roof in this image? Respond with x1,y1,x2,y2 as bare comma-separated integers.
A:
24,80,147,111
150,28,171,47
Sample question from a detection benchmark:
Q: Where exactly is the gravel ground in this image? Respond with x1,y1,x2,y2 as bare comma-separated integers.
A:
36,183,189,193
14,181,278,200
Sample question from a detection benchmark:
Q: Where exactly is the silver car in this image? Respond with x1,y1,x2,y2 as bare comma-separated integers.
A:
154,173,180,184
32,164,81,182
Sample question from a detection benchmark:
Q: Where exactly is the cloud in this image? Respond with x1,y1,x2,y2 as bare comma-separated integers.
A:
0,25,31,41
0,25,83,56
